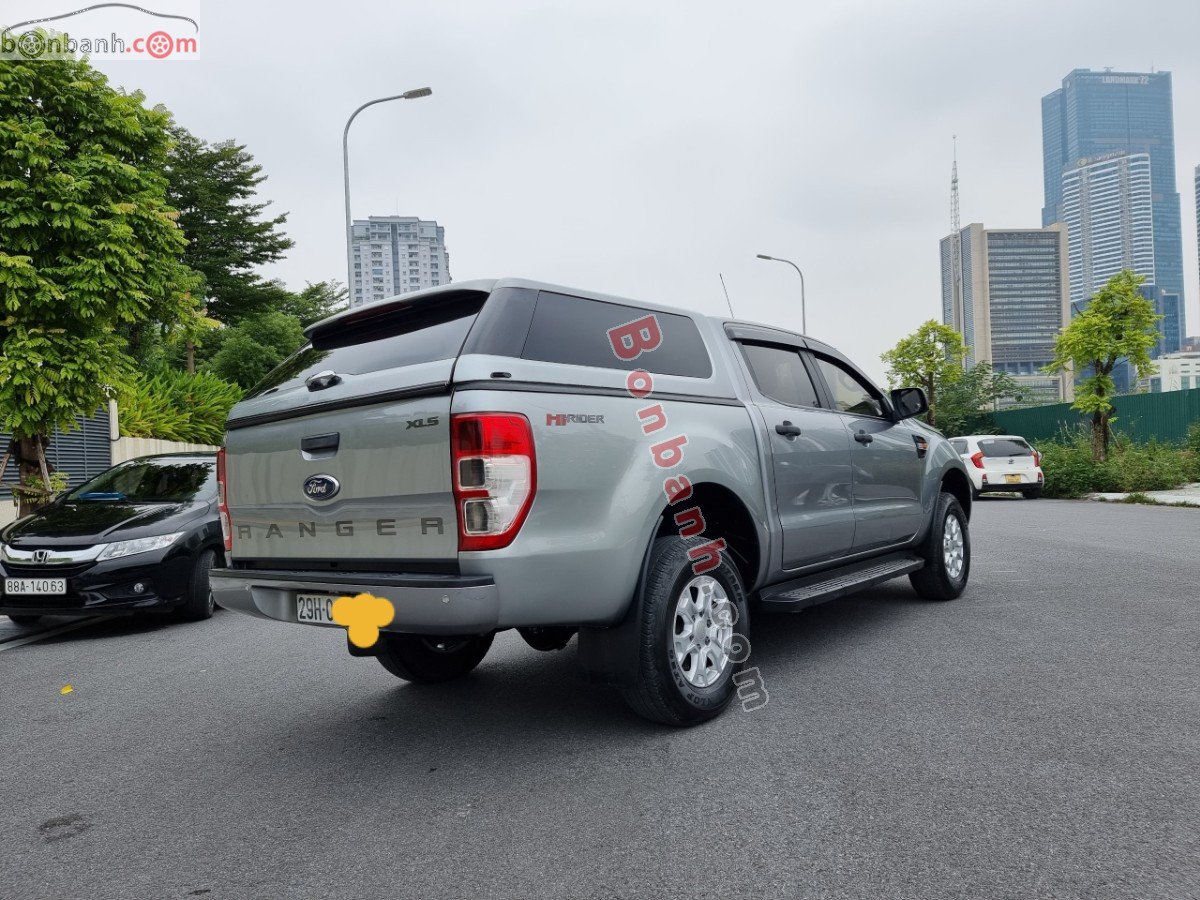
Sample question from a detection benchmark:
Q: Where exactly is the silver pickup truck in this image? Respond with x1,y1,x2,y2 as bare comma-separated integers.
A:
212,278,973,725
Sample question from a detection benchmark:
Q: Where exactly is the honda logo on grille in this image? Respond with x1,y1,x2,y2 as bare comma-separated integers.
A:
32,549,50,564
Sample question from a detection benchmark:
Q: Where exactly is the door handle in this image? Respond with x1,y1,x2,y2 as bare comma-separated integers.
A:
775,421,802,438
854,430,874,445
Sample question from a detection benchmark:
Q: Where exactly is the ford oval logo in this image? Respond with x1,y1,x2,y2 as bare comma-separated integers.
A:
303,474,340,501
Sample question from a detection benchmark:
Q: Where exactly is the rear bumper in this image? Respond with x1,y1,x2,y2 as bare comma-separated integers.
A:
210,569,500,635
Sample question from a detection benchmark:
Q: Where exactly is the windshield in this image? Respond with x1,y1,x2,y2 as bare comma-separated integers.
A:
66,459,217,503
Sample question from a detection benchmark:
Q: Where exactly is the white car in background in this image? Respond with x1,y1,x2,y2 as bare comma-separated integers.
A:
949,435,1045,500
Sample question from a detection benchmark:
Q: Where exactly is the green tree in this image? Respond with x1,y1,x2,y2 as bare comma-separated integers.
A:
164,124,293,327
207,310,306,389
0,45,201,512
1045,269,1160,461
935,362,1022,437
881,320,967,428
276,280,348,327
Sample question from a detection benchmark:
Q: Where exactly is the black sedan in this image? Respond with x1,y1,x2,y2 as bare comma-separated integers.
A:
0,454,223,627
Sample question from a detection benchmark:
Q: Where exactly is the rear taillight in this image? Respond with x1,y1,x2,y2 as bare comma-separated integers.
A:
969,451,985,469
216,447,232,552
451,413,536,551
1033,449,1042,467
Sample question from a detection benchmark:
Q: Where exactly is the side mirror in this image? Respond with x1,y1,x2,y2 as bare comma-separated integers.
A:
890,387,928,421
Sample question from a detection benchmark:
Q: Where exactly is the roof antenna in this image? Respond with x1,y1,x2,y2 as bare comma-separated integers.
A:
719,273,736,318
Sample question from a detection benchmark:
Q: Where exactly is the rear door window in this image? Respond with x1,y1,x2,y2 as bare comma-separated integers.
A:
979,438,1033,457
520,292,712,378
250,294,484,397
739,343,821,407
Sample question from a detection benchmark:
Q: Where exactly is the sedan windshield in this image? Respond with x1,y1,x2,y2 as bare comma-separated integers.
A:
66,459,216,503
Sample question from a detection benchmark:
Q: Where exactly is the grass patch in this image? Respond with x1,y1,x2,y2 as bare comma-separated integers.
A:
1039,428,1200,499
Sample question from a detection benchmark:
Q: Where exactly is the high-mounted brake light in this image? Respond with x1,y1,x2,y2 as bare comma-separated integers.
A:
451,414,536,551
216,447,232,552
969,451,985,469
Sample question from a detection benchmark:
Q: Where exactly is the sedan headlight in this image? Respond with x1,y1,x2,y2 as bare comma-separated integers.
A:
97,532,186,561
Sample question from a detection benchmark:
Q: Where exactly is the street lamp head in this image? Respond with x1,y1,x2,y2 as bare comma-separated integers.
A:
402,87,433,99
756,254,773,260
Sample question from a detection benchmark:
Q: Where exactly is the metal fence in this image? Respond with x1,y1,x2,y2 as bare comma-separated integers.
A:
991,390,1200,445
0,409,113,490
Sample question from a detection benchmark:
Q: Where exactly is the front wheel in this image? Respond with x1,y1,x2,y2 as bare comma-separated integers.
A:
375,632,494,683
909,491,971,601
621,536,749,727
177,548,218,621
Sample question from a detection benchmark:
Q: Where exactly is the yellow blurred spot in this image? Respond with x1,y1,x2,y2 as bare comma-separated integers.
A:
60,685,73,695
331,593,395,649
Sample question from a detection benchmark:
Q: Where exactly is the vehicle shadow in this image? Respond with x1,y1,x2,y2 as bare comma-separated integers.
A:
263,580,926,757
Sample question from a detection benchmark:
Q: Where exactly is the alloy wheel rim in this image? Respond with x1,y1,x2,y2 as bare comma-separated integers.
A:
943,513,965,580
672,575,734,688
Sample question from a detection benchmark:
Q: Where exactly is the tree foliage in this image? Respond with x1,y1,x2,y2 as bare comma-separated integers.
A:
208,310,306,389
881,320,967,428
1045,270,1160,460
0,46,201,507
276,280,348,327
935,363,1022,437
164,124,293,324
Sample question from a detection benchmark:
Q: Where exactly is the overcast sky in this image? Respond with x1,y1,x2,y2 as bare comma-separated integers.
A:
14,0,1200,381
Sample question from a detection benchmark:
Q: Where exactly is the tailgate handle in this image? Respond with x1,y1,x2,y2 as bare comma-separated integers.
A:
306,370,342,391
301,433,340,455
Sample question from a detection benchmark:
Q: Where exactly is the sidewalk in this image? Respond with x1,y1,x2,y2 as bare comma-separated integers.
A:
1091,482,1200,506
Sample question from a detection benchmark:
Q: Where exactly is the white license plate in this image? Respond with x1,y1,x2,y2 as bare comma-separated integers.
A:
5,578,67,595
296,593,338,625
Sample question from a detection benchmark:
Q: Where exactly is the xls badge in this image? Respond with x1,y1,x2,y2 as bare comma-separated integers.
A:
303,474,341,501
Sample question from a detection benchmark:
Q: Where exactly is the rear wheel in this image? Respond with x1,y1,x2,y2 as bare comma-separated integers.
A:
910,491,970,601
375,632,494,683
1023,487,1042,499
177,549,217,621
621,536,749,727
7,614,42,627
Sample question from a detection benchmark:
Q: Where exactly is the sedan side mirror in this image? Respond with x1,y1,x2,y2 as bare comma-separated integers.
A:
890,387,929,421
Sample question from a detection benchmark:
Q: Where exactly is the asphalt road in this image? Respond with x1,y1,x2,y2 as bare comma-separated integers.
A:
2,498,1198,900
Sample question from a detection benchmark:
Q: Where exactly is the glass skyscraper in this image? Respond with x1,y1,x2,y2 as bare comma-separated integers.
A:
1042,69,1185,352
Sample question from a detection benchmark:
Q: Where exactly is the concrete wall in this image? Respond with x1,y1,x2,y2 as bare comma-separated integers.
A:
110,437,219,464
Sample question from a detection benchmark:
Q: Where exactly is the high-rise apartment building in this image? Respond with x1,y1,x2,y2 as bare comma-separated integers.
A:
1041,69,1185,352
350,216,450,307
941,224,1072,404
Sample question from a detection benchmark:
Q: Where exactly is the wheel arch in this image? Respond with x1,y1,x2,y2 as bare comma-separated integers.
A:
940,465,972,520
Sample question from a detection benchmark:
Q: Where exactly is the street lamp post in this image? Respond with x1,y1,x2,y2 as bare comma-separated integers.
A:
343,87,432,297
756,254,807,334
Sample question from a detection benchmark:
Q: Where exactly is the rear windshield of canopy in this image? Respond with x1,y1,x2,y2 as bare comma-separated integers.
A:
979,438,1033,457
248,292,485,398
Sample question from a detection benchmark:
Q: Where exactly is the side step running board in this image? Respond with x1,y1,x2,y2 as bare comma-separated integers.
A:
757,553,925,613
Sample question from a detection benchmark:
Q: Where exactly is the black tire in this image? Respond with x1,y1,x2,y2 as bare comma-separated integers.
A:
7,614,42,626
910,492,970,601
177,549,217,621
970,485,981,501
375,632,494,683
1023,488,1042,499
620,536,750,727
